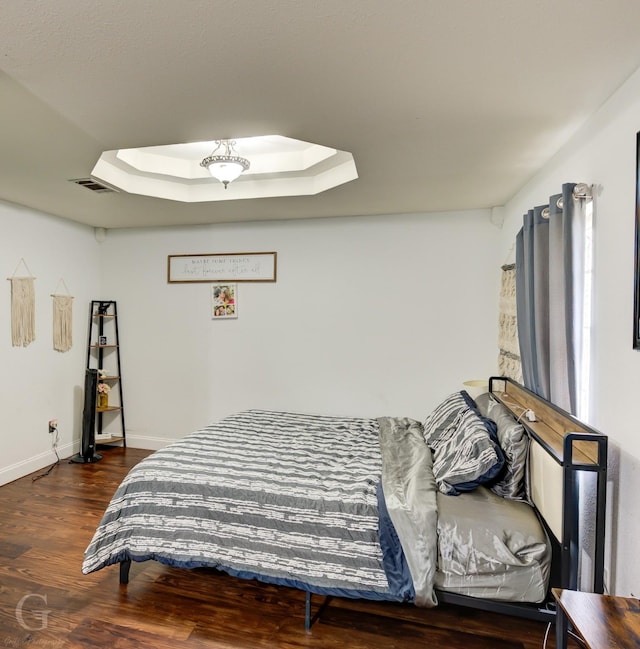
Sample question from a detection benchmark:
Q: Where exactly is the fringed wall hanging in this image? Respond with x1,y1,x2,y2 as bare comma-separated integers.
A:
497,262,522,382
51,278,73,352
7,258,36,348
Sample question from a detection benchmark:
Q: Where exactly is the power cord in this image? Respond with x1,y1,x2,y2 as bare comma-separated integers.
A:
542,620,588,648
32,425,61,482
513,405,537,423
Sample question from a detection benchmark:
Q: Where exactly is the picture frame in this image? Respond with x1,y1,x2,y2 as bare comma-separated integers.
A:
212,283,238,319
98,335,108,346
634,131,640,349
168,252,277,283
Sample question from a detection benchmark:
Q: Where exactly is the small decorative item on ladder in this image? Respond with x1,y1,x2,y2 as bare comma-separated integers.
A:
97,381,110,409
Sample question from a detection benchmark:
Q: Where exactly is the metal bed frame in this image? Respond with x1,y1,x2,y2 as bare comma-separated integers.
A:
482,377,607,649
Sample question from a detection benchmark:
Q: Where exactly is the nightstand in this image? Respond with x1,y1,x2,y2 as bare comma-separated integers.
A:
552,588,640,649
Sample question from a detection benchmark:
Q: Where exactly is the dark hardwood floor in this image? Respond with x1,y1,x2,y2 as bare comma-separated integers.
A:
0,447,575,648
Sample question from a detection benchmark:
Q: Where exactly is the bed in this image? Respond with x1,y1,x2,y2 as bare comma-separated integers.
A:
82,377,607,637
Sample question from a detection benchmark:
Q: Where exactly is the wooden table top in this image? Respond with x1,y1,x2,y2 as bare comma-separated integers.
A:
552,588,640,649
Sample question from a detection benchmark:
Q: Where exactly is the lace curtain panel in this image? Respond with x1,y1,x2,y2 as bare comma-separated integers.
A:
497,263,522,382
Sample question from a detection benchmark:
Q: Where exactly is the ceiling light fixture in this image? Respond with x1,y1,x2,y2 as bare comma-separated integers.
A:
200,139,250,188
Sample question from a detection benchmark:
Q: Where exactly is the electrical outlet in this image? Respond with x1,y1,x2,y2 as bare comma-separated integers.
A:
48,419,58,434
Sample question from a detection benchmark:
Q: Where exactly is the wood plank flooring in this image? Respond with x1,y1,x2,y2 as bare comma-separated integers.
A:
0,447,576,648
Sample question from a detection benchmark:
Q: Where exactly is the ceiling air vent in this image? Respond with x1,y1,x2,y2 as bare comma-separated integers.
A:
69,177,118,194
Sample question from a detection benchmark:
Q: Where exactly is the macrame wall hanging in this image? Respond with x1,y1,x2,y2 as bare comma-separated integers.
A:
8,258,36,348
51,278,73,352
497,262,522,382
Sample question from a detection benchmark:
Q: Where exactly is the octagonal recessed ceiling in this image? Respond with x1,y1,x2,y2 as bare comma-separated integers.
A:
91,135,358,202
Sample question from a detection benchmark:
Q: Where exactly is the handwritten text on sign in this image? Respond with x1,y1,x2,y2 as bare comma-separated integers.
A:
167,252,277,283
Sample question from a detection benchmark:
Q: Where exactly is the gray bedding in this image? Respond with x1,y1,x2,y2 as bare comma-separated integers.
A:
377,416,438,606
83,410,403,600
378,416,550,604
82,410,550,605
436,486,550,601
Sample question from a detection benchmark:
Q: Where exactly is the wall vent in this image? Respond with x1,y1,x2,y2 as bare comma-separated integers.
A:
69,177,118,194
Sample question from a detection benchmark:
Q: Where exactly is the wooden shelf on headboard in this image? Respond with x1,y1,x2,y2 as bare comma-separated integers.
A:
487,377,607,597
489,378,602,466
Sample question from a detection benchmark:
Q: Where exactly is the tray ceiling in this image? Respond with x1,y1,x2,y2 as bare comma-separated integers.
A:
2,1,640,228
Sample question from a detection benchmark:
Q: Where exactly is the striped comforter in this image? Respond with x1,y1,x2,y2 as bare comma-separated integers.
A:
82,410,428,601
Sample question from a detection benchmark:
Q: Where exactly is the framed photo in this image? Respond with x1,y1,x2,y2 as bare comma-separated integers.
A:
635,131,640,349
212,283,238,319
168,252,277,283
98,335,108,346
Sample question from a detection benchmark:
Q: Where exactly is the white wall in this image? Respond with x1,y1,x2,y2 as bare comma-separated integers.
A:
100,210,500,447
0,200,100,484
500,67,640,599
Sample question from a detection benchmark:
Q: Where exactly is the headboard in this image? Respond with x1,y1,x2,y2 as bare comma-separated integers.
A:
488,376,608,594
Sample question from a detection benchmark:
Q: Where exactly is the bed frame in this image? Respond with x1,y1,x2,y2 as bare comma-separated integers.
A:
436,377,608,632
118,376,608,635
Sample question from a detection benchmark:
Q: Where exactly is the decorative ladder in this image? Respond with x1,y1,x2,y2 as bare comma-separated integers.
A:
86,300,126,446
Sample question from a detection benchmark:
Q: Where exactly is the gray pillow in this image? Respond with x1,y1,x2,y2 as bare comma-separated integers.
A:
427,406,504,496
475,393,529,500
423,391,473,445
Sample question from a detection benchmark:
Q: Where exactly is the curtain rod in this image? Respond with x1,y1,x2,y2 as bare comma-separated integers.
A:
541,183,592,218
573,183,592,199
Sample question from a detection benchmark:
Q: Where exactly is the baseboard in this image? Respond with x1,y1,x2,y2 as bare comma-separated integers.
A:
0,441,75,487
0,436,178,486
120,434,179,451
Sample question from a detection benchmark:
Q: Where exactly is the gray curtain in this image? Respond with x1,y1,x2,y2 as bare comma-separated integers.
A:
515,183,591,415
